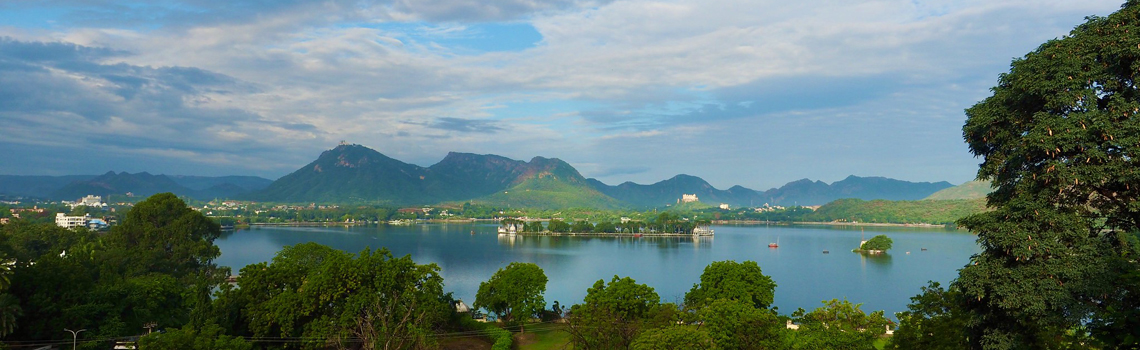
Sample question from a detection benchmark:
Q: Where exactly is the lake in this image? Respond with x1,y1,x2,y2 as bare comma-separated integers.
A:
214,223,979,319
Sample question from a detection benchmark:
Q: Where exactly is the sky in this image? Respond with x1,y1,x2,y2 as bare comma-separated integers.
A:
0,0,1126,190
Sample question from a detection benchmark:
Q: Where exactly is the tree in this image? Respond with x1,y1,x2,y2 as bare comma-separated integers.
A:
887,282,968,350
956,2,1140,348
228,243,452,349
567,276,667,349
138,323,251,350
474,262,547,331
789,299,889,350
594,221,617,233
103,192,223,280
859,235,893,252
699,299,787,350
571,220,594,233
631,326,714,350
548,219,571,233
684,260,776,310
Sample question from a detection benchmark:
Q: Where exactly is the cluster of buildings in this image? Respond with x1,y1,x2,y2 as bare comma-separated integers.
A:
55,213,111,230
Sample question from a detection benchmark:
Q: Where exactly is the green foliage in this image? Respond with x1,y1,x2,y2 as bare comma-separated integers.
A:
685,260,776,310
474,262,548,329
631,326,714,350
699,299,788,350
103,192,222,279
456,316,512,350
138,323,251,350
0,193,225,342
887,282,967,350
571,220,594,233
953,3,1140,348
523,220,544,232
790,299,889,350
859,235,893,251
547,219,571,233
476,177,627,210
923,180,993,200
593,221,617,233
225,242,452,349
567,276,669,349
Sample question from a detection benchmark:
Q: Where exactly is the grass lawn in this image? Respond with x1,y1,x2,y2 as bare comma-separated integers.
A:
874,337,890,349
515,323,573,350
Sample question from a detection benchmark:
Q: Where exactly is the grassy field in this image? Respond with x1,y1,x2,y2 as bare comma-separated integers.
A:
516,323,573,350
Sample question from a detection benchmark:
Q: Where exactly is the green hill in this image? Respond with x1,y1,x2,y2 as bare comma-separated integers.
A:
476,177,625,210
808,198,988,225
923,180,993,200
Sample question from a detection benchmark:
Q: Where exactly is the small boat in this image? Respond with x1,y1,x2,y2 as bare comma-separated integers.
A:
768,237,779,248
822,250,830,254
920,248,928,251
634,233,643,238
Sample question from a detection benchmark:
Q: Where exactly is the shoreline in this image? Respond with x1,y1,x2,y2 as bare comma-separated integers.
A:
503,232,713,238
712,220,950,228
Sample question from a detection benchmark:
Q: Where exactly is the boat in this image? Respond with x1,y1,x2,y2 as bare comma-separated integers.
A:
822,250,830,254
634,233,643,238
768,237,779,248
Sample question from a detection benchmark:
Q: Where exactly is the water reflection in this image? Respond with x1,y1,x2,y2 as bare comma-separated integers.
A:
215,223,978,320
859,253,893,269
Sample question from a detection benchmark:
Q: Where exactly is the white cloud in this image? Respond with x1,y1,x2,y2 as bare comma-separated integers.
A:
0,0,1126,184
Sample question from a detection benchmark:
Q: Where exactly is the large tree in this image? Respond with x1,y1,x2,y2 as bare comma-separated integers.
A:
684,260,776,310
957,1,1140,348
474,262,548,331
789,299,889,350
567,276,673,350
227,243,452,350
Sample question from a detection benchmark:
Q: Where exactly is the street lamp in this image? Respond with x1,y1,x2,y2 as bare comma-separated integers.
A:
64,328,86,350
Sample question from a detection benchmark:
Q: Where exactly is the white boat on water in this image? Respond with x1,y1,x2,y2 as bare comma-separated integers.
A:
693,226,714,235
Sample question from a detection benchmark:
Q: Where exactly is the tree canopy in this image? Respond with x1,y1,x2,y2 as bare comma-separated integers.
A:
474,262,548,330
859,235,893,252
956,1,1140,348
567,276,671,349
684,260,776,310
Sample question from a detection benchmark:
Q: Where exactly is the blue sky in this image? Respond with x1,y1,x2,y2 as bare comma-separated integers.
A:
0,0,1125,190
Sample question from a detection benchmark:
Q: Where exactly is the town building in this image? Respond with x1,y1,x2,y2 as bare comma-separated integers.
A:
719,203,730,210
681,194,699,203
55,213,92,229
77,195,106,207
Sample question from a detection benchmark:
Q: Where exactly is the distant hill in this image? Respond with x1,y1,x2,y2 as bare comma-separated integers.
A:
590,175,954,207
588,175,765,208
924,180,993,200
758,175,955,206
247,144,957,208
245,145,623,208
52,171,194,200
474,157,624,209
0,173,272,201
0,175,96,198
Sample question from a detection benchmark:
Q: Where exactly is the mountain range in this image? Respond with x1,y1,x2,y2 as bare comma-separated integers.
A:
0,172,272,201
244,144,953,208
0,144,956,208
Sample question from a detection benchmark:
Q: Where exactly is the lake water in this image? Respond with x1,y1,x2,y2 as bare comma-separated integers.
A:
214,223,979,319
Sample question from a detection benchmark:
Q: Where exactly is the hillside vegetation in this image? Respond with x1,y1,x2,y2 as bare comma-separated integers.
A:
923,180,992,200
807,198,987,225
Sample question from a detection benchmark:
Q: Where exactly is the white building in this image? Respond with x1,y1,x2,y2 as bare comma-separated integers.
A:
78,195,105,207
681,194,699,203
55,213,91,229
719,203,730,210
